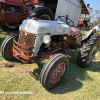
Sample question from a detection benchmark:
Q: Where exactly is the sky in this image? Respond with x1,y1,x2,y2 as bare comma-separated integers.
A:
84,0,100,10
84,0,100,22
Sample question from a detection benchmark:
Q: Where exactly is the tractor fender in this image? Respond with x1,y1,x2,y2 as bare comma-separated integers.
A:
82,26,100,42
96,26,100,32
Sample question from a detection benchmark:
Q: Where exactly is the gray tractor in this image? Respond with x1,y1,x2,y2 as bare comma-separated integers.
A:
1,18,100,89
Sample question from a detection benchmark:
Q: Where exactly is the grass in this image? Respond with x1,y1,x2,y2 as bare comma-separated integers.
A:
0,28,100,100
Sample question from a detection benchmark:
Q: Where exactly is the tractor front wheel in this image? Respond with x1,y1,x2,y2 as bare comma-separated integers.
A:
1,34,19,61
77,33,100,68
40,53,69,89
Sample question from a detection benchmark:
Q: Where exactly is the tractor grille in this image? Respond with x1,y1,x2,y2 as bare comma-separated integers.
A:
19,29,36,51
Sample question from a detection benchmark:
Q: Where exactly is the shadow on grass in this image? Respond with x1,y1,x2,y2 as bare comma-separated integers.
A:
30,58,47,80
0,28,19,34
30,48,100,94
0,29,19,47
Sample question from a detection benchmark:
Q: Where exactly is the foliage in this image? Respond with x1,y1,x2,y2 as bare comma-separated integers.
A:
79,15,91,22
80,8,100,23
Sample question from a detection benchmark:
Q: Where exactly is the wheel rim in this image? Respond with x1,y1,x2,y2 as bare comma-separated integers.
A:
9,44,13,57
7,25,18,29
87,42,99,64
39,14,51,20
50,63,66,84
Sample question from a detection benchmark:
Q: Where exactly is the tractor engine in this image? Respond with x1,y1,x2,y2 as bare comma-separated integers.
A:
0,3,21,26
12,19,76,63
7,7,20,14
40,35,65,51
0,0,30,27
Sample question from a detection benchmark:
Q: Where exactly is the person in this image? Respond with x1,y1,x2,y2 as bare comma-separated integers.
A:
56,16,61,21
65,15,69,24
84,20,88,28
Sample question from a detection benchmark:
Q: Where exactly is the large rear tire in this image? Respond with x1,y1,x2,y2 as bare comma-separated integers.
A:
77,33,100,68
1,34,19,61
40,53,69,89
27,6,54,20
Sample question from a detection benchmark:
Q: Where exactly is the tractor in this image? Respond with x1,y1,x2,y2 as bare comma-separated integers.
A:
1,18,100,89
0,0,54,29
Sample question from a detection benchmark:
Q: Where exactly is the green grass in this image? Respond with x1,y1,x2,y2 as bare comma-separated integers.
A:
0,28,100,100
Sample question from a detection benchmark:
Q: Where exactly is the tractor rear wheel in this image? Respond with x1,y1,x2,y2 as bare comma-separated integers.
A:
77,33,100,68
1,34,19,61
27,6,54,20
40,53,69,89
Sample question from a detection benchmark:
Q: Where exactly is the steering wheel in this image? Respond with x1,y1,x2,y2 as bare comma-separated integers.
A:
57,16,74,27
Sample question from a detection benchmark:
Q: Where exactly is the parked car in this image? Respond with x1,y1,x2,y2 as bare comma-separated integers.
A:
78,20,83,27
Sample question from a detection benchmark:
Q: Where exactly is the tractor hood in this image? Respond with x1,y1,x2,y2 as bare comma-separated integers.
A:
2,0,23,6
20,19,70,35
2,0,38,6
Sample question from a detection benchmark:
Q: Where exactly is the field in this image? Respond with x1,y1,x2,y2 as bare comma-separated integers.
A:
0,28,100,100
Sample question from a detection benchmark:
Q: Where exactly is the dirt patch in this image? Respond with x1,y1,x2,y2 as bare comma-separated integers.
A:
2,61,16,68
1,60,34,74
11,66,34,74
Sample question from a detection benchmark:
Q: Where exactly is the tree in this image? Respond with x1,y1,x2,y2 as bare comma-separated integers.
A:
80,8,100,22
79,14,91,22
89,9,100,21
95,10,100,21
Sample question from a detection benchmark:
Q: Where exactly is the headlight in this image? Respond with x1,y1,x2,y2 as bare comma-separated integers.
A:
19,25,21,31
43,35,51,44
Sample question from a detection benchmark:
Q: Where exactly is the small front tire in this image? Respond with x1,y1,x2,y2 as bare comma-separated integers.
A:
40,53,69,89
1,34,19,61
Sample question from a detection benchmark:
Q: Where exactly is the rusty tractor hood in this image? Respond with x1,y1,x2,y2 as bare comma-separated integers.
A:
0,0,23,6
0,0,38,6
20,19,70,35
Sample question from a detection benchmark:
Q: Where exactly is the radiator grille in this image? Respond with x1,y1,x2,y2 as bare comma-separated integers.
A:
19,29,36,51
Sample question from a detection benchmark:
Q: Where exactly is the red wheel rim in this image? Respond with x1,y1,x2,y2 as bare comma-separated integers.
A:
9,45,13,57
50,63,66,84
